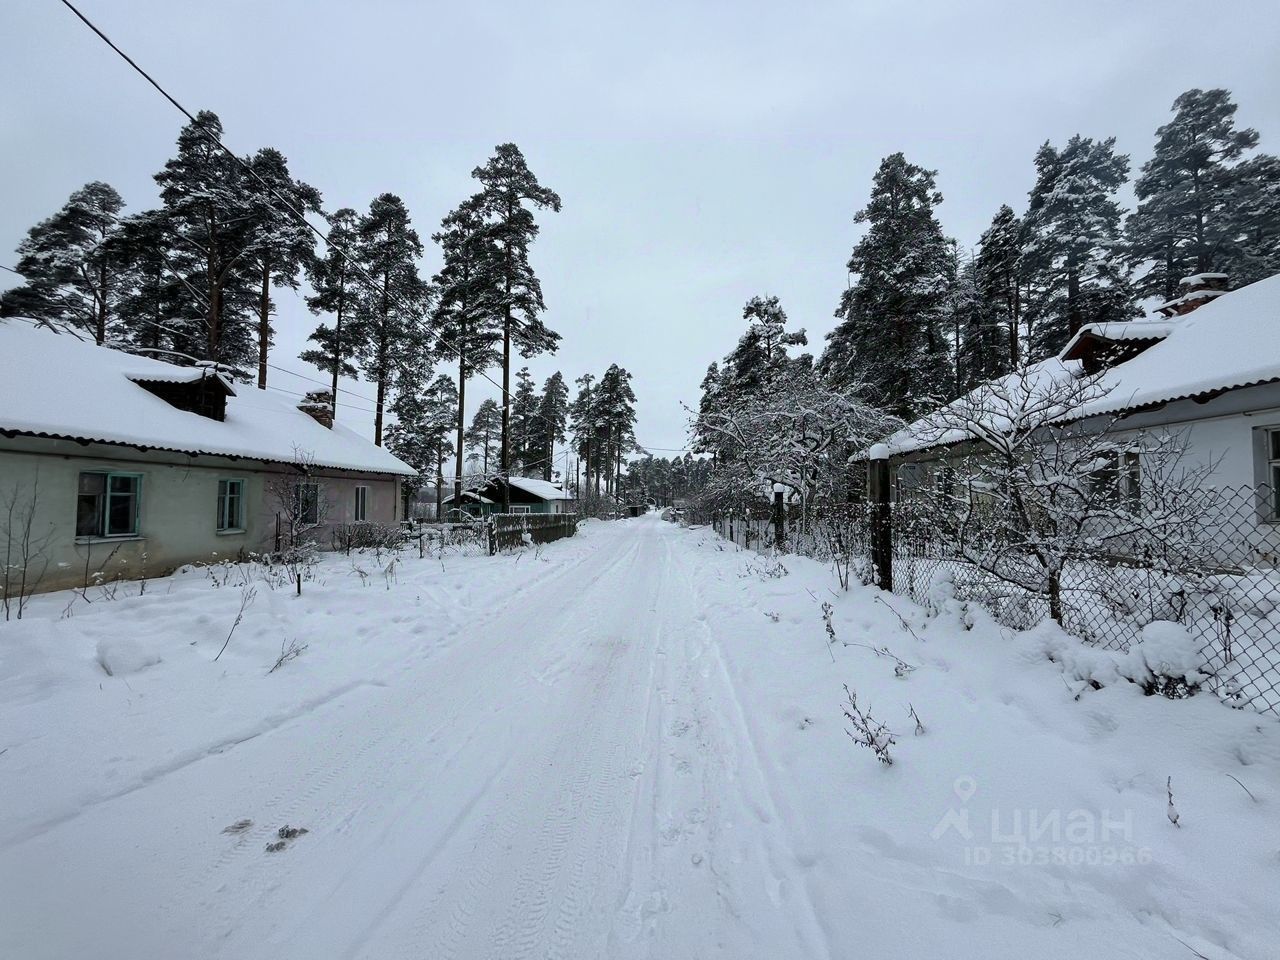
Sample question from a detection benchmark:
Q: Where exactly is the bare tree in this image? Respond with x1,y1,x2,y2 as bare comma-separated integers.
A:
693,364,899,522
264,449,331,594
2,473,56,621
902,363,1217,623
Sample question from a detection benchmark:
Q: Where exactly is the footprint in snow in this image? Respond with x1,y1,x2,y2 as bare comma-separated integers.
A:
222,819,252,835
265,824,309,853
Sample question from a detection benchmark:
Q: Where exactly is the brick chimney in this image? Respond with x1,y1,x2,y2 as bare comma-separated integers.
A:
298,389,334,429
1155,273,1229,318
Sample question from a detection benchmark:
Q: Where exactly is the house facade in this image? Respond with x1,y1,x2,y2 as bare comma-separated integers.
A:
442,476,576,517
883,273,1280,565
0,320,414,595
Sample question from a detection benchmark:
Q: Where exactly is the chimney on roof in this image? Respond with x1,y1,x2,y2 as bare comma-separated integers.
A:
1155,273,1229,318
298,389,334,429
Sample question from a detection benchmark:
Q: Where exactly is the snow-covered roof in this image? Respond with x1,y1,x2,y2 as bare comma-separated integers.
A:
1154,287,1227,314
508,476,573,501
1082,273,1280,418
0,319,415,475
1179,272,1228,286
885,273,1280,456
1058,319,1178,361
884,358,1080,455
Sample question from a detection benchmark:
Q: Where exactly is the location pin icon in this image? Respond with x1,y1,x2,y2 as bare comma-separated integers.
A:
953,776,977,803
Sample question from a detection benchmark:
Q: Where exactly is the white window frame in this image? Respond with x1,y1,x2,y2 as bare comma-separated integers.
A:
510,504,532,515
217,478,246,533
75,471,142,540
354,485,369,523
294,481,321,527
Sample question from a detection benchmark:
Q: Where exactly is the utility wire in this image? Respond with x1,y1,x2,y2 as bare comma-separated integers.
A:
55,0,689,462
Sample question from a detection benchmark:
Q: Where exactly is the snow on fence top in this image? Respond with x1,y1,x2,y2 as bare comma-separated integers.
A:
885,272,1280,456
0,319,415,476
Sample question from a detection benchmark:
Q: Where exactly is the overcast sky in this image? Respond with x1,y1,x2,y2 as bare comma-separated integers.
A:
3,0,1279,461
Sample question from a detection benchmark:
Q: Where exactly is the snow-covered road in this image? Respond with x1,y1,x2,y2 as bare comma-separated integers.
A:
3,516,831,959
5,513,1279,960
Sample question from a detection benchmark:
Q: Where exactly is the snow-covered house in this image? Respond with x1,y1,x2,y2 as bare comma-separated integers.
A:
0,319,415,593
882,273,1280,550
441,476,576,517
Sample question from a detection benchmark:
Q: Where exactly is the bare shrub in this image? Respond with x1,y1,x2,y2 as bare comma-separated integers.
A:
2,474,55,621
842,684,897,765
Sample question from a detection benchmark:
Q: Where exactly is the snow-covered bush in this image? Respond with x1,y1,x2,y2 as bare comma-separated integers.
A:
1027,618,1206,699
1124,621,1206,699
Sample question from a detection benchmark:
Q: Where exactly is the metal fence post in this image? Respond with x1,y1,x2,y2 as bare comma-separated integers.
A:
868,444,892,592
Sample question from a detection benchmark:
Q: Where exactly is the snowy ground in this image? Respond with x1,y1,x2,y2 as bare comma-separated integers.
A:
2,514,1278,959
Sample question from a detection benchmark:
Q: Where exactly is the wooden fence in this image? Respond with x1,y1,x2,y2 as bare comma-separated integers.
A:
489,513,579,554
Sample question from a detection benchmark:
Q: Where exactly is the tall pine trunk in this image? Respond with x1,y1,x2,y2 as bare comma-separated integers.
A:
95,261,108,345
373,276,389,447
329,278,345,417
1009,281,1021,367
436,445,444,520
454,319,467,508
257,263,271,390
207,254,221,361
500,300,511,512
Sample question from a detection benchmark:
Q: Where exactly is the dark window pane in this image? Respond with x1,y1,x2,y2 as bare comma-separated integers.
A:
107,491,136,536
109,475,137,495
79,473,105,496
76,493,103,537
1271,430,1280,461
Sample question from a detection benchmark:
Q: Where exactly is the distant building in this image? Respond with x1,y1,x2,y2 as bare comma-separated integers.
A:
0,319,415,593
442,476,576,517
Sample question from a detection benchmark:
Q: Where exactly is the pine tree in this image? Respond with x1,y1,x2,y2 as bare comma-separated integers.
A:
595,364,638,495
1023,136,1136,358
1129,89,1266,301
244,147,321,389
691,362,726,460
953,255,1006,390
112,208,187,354
301,208,361,417
470,143,562,509
819,153,952,419
510,367,539,473
0,181,125,343
153,111,258,366
724,295,807,397
570,373,598,495
976,204,1024,368
466,398,502,476
386,373,457,519
432,194,503,502
534,371,569,481
1230,153,1280,284
351,193,429,447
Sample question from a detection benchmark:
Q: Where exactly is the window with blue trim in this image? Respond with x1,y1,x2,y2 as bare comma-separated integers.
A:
217,479,245,532
76,472,141,538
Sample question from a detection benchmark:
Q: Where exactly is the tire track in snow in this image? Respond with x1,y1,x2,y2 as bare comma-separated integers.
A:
394,532,652,960
672,537,837,960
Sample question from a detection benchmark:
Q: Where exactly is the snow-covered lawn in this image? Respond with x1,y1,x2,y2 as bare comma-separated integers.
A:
2,514,1277,959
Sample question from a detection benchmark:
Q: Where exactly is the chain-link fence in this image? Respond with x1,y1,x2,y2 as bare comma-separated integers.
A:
701,485,1280,717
